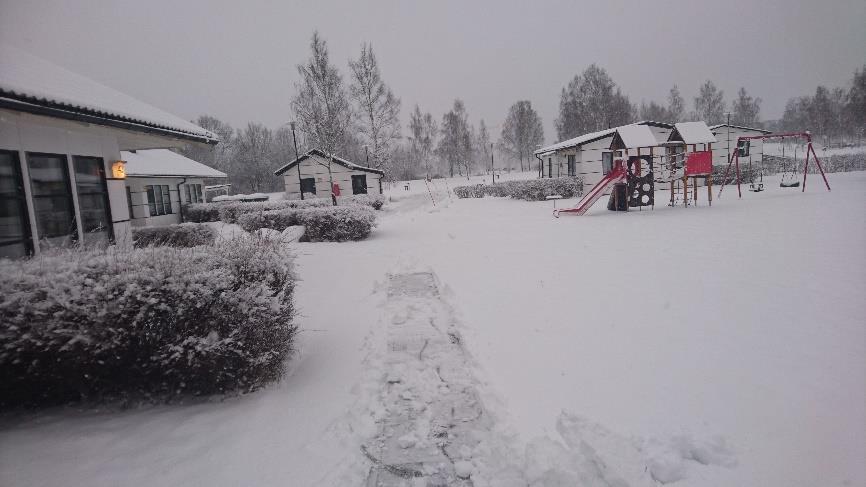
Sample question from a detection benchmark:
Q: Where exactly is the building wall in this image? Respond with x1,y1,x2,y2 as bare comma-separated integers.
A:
126,177,207,227
0,108,130,254
282,154,383,200
711,126,765,168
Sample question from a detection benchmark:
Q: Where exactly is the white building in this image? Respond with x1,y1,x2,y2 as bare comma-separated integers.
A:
122,149,227,227
0,45,217,258
274,149,384,200
709,124,771,168
535,121,673,188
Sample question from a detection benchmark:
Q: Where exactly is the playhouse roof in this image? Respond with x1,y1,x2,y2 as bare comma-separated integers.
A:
615,124,659,148
0,45,218,145
122,149,227,178
274,148,385,176
670,122,717,144
534,121,672,155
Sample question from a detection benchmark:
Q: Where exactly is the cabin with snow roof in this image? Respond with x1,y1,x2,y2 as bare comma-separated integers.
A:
274,148,384,200
709,123,771,168
122,149,227,227
0,45,217,258
535,121,673,189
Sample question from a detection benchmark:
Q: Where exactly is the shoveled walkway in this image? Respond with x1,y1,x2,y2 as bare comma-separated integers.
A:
362,272,494,486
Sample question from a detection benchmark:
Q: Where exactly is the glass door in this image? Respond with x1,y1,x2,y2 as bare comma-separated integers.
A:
0,150,32,258
27,153,77,249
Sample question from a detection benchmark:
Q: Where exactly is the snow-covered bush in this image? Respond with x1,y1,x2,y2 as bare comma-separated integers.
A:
239,206,377,241
341,194,386,210
454,177,583,201
297,206,377,241
184,203,221,223
0,237,296,409
132,223,217,248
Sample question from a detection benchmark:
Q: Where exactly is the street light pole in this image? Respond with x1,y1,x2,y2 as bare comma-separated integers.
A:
290,121,304,200
490,142,495,184
364,145,369,165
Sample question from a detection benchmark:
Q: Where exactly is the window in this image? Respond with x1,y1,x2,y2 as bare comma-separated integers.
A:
0,150,32,258
126,186,134,218
351,174,368,195
27,153,77,248
184,183,204,203
548,158,552,178
73,156,112,245
737,140,750,157
300,177,316,195
567,155,576,177
145,184,173,216
602,152,613,175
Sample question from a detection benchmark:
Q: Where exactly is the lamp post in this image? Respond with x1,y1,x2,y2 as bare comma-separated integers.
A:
364,144,369,165
490,142,495,184
289,121,303,200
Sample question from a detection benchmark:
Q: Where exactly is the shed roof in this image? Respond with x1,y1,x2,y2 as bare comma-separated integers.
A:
670,122,717,144
709,123,772,134
274,148,385,176
534,121,672,155
0,45,217,145
121,149,227,178
615,124,660,148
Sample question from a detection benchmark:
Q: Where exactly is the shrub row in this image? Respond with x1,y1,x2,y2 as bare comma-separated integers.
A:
132,223,217,248
238,205,377,242
453,177,584,201
0,237,297,409
184,195,386,224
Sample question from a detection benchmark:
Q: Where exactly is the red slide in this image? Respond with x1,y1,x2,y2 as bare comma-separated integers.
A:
555,164,626,217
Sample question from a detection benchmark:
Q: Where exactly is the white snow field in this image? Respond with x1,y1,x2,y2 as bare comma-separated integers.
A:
1,171,864,486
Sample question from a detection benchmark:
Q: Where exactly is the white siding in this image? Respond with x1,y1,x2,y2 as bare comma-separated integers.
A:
711,126,765,168
282,154,383,200
125,176,206,227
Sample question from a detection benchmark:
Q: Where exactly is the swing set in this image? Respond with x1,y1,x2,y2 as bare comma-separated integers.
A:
718,131,831,199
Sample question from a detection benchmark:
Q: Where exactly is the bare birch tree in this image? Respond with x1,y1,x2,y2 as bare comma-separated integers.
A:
437,100,473,178
409,105,438,179
693,80,725,124
291,31,352,156
349,43,401,171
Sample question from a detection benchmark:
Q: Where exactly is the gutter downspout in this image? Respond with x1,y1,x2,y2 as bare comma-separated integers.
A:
534,153,543,179
176,177,188,222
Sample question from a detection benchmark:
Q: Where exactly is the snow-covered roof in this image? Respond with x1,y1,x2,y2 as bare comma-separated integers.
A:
534,121,673,155
616,124,659,148
670,122,717,144
709,123,771,134
0,45,217,145
121,149,227,178
274,148,385,176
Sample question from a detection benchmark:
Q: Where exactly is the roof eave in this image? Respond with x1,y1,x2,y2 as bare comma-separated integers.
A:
0,94,218,146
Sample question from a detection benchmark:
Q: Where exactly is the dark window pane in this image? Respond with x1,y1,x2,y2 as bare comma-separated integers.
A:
0,150,30,258
73,157,105,193
27,153,76,247
351,175,367,195
0,197,27,242
161,185,172,214
195,184,202,203
146,185,157,216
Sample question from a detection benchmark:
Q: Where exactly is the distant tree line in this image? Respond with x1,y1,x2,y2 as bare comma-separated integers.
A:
183,33,865,190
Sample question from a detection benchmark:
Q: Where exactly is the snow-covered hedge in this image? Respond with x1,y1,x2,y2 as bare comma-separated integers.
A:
238,206,377,241
0,237,296,409
454,177,584,201
341,194,387,210
132,223,217,248
184,203,221,223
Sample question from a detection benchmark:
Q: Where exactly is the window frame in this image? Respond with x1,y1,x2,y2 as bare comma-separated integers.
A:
26,151,78,245
72,156,114,244
0,149,33,257
145,184,174,216
602,152,614,175
567,154,576,177
737,140,751,157
351,174,368,195
300,177,317,195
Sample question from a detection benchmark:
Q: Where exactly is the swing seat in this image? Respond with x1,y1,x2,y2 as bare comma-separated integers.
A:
780,180,800,188
749,182,764,192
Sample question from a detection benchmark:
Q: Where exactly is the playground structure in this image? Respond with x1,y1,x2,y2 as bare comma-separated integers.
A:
718,131,831,198
555,122,716,216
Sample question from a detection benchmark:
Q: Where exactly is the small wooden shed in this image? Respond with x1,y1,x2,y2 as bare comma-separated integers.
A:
274,149,384,200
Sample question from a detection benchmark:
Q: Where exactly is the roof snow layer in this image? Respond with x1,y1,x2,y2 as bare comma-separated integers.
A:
0,45,217,143
121,149,227,178
674,122,717,144
616,124,659,149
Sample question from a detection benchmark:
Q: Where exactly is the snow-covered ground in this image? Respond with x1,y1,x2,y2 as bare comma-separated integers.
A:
1,171,864,486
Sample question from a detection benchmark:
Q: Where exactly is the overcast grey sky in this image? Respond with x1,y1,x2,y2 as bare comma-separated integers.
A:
1,0,864,143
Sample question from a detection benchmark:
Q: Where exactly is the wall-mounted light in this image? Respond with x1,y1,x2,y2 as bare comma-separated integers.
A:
112,160,127,179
